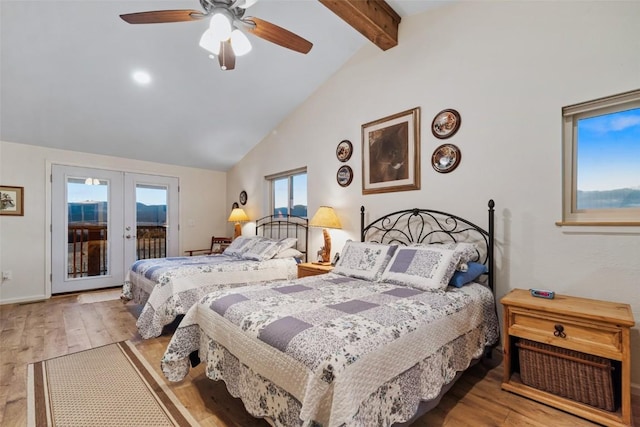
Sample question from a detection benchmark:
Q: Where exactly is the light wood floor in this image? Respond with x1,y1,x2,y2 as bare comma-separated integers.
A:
1,288,638,427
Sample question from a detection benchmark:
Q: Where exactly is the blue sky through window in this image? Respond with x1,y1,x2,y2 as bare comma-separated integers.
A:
577,108,640,192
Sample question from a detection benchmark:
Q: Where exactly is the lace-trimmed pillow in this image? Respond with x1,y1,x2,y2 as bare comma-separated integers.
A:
413,241,479,270
441,242,479,264
243,237,298,261
223,236,263,258
380,246,461,291
333,241,397,281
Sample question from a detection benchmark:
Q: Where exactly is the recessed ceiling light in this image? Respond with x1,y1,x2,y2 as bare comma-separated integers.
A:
132,70,151,85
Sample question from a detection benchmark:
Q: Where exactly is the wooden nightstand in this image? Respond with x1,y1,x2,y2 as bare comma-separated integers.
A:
501,289,635,426
297,262,333,278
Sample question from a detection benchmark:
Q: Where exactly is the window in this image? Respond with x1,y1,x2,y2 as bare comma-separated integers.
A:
561,89,640,225
267,168,307,218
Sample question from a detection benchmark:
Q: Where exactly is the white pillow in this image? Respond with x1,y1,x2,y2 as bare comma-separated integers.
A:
332,240,397,281
274,237,298,253
380,246,461,291
273,248,304,259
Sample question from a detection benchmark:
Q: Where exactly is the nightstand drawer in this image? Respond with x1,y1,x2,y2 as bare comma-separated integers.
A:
509,308,623,359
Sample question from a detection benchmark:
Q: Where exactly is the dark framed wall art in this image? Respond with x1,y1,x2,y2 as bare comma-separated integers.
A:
361,107,421,194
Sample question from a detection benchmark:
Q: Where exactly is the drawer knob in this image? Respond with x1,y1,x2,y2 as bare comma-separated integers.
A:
554,324,566,338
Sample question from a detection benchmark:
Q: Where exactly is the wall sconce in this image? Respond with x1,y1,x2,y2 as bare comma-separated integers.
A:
227,208,249,239
309,206,342,265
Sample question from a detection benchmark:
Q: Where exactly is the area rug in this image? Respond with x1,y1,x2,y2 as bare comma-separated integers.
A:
27,341,199,426
76,289,122,304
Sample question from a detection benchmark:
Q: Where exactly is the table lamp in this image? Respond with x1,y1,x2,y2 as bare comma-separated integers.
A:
309,206,342,264
228,208,249,239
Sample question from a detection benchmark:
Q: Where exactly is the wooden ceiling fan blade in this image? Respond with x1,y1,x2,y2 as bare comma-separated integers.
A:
246,17,312,54
120,10,205,24
218,40,236,71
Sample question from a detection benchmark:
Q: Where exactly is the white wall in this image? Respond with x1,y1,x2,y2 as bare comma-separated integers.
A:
0,140,227,304
227,2,640,385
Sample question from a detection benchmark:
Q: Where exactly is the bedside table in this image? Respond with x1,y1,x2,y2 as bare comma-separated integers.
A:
501,289,635,426
297,262,333,278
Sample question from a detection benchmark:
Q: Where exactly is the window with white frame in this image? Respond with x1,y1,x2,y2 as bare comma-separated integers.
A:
561,89,640,224
267,168,307,218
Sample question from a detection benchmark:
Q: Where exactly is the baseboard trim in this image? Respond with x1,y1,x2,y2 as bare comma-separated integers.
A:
0,294,48,306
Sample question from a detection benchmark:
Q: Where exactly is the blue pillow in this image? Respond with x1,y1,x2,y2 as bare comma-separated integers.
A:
449,262,488,288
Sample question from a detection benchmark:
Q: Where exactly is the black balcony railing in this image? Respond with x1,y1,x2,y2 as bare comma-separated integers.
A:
67,224,166,278
136,225,167,260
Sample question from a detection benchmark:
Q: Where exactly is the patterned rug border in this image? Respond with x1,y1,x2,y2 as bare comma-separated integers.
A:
27,341,199,426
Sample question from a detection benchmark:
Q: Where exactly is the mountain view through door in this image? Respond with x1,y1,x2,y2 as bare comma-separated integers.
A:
52,165,179,294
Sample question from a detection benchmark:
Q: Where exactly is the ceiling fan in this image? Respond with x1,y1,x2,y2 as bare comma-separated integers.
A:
120,0,313,71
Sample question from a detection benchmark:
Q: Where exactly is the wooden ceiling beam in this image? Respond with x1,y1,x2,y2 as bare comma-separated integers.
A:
319,0,401,51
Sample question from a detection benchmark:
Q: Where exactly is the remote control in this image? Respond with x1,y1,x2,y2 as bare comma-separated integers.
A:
530,288,555,299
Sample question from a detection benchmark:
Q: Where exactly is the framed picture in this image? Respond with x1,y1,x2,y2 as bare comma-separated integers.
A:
232,202,239,209
336,140,353,162
431,109,461,139
0,185,24,216
336,165,353,187
361,107,420,194
432,144,461,173
239,190,247,205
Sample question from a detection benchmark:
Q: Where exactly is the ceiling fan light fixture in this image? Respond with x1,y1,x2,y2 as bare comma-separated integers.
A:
209,11,232,42
230,29,252,56
239,0,258,9
199,29,220,54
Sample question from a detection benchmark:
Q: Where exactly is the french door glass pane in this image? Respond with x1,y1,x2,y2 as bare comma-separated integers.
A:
66,177,108,278
136,184,167,260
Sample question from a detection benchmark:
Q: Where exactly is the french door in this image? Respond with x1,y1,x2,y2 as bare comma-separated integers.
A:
52,165,179,294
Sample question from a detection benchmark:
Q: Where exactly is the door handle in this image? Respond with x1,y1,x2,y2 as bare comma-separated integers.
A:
125,234,132,239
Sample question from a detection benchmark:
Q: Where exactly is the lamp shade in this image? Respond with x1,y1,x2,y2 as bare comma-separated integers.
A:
309,206,342,229
228,208,249,223
228,208,249,239
309,206,341,264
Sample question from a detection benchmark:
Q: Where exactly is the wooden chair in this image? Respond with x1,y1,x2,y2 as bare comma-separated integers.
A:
184,236,232,256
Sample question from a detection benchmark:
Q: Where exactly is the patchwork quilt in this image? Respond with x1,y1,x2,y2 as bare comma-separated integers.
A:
162,273,499,426
121,254,297,338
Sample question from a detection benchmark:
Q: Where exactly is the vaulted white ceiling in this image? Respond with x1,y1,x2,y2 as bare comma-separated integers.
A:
1,0,443,171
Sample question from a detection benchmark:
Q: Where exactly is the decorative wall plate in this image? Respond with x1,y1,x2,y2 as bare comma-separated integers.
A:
336,139,353,162
239,190,247,205
336,165,353,187
431,144,461,173
431,109,461,139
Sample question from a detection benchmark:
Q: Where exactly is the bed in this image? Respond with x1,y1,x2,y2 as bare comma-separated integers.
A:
161,201,499,426
121,214,308,339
